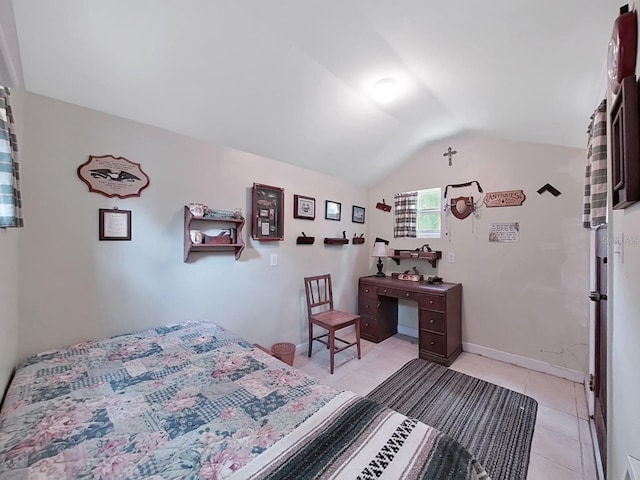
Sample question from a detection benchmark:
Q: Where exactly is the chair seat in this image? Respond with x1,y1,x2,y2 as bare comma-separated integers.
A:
311,310,360,328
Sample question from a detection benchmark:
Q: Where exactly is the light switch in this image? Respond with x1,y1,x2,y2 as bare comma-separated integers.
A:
448,252,455,263
270,254,278,266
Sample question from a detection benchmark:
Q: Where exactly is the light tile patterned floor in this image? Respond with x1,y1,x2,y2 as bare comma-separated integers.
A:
295,333,598,480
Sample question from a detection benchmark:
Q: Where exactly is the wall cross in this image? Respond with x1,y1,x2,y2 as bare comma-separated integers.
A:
443,146,457,166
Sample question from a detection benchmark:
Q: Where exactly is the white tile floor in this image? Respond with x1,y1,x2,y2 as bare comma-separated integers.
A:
295,333,598,480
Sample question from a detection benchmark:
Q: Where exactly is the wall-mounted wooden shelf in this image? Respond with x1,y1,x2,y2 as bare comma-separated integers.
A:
184,206,245,261
324,238,349,245
390,249,442,268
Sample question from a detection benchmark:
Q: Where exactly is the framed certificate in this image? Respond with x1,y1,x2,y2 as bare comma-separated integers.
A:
252,183,284,241
99,208,131,241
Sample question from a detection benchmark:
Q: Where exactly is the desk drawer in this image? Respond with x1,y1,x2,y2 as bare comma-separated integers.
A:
419,331,446,357
360,315,377,338
358,297,378,315
419,310,446,334
419,294,445,312
378,287,420,301
359,285,378,298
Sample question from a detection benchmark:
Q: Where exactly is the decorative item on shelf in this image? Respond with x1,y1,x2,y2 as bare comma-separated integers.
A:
483,190,526,207
375,199,392,212
352,233,365,244
296,232,315,245
234,208,243,219
189,229,203,244
443,146,458,166
372,238,389,276
427,276,443,285
78,155,150,198
252,183,284,241
99,207,132,241
391,248,442,267
189,203,206,217
324,230,349,245
536,184,562,197
204,207,235,220
204,230,233,244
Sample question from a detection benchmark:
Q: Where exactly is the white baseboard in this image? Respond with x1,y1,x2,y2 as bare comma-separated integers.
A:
462,342,586,383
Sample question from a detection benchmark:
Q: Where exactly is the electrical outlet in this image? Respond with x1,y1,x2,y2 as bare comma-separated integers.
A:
448,252,455,263
270,254,278,267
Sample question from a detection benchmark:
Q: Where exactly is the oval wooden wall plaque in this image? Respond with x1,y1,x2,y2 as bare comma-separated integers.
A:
77,155,150,198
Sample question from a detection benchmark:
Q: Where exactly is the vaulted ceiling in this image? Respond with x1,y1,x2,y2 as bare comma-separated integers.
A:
11,0,620,185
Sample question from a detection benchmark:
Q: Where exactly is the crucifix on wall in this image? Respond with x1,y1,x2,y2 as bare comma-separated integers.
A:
443,146,457,166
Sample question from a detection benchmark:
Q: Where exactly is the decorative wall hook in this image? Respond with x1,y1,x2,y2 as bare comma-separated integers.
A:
537,183,561,196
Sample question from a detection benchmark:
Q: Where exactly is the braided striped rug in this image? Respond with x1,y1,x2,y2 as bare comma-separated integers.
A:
366,358,537,480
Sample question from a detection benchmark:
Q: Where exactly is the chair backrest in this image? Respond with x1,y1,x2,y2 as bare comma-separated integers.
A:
304,274,334,319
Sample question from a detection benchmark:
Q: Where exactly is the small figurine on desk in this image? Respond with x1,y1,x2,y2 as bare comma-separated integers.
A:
427,276,443,284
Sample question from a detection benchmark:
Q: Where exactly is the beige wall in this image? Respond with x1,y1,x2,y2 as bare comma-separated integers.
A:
607,3,640,476
369,133,590,371
17,93,369,361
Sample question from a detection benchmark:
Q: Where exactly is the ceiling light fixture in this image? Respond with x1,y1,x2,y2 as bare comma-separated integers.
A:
372,77,399,103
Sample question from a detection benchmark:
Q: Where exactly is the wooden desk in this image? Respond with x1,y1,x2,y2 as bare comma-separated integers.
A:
358,276,462,366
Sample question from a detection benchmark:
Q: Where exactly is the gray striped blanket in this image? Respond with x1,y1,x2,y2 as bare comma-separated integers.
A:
230,392,490,480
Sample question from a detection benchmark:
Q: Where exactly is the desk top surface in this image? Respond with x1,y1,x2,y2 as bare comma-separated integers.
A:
359,275,460,293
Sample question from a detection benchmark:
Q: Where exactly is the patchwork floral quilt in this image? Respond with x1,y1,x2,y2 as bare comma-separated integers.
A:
0,320,337,479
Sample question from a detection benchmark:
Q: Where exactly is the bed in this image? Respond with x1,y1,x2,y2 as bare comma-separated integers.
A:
0,320,489,479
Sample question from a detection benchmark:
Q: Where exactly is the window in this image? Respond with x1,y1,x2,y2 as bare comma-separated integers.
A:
417,188,441,238
394,187,441,239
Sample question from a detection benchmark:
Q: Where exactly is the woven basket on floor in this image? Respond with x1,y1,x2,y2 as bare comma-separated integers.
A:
271,342,296,366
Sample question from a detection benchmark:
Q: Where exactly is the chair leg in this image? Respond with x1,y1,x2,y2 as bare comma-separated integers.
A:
329,329,335,374
308,323,313,358
355,321,361,360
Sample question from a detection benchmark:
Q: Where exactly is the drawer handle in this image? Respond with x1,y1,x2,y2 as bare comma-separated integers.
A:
365,323,369,327
429,300,434,305
365,305,369,309
405,293,410,297
365,289,369,293
430,341,435,345
383,289,388,293
429,319,434,324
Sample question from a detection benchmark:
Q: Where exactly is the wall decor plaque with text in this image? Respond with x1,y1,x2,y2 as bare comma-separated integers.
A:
78,155,150,198
483,190,526,207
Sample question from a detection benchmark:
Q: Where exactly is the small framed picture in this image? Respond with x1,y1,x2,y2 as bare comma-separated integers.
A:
325,200,341,221
294,194,315,220
352,205,365,224
99,208,131,241
252,183,284,241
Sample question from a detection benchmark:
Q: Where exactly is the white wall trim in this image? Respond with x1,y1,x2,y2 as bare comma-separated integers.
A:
463,342,586,383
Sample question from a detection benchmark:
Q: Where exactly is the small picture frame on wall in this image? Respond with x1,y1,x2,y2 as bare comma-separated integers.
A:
325,200,341,221
99,208,131,241
293,194,315,220
352,205,365,224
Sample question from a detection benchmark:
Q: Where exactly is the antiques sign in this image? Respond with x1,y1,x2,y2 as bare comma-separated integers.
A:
483,190,526,207
77,155,150,198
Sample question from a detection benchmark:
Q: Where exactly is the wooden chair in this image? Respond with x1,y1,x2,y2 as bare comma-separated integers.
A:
304,274,361,374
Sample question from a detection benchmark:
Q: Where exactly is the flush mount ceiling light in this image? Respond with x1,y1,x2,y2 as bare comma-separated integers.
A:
372,77,399,103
